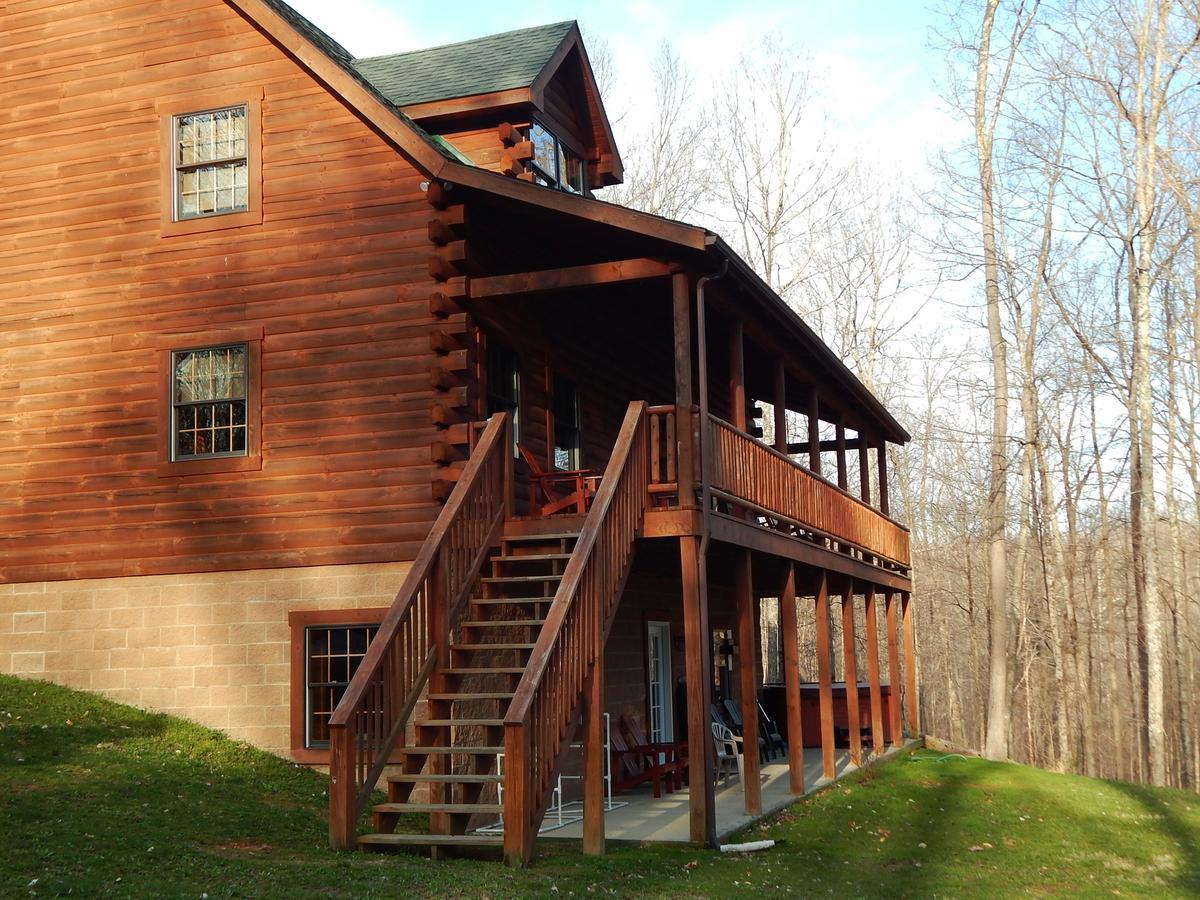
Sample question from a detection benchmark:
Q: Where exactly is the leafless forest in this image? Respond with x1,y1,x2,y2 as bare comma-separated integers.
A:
598,0,1200,790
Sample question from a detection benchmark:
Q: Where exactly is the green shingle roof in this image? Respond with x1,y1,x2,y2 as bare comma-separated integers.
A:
352,21,576,107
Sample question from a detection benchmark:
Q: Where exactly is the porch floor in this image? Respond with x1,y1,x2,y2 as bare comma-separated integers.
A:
540,745,906,844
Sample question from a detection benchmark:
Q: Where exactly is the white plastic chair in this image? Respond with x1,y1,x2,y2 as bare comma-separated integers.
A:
712,721,743,785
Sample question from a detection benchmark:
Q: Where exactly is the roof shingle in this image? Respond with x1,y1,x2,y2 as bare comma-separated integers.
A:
352,21,575,107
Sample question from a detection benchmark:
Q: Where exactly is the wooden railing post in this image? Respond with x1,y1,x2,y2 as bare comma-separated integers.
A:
328,723,356,850
503,722,529,866
680,534,716,845
581,660,605,855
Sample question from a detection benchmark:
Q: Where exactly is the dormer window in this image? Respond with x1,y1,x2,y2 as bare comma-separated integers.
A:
529,120,586,194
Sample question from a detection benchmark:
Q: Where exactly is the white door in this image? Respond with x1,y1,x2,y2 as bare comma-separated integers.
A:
647,622,674,743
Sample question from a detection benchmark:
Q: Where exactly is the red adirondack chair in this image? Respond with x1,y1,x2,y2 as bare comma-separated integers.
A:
518,445,600,516
618,715,688,792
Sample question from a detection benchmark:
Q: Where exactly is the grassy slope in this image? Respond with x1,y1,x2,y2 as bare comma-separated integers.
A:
1,674,1197,898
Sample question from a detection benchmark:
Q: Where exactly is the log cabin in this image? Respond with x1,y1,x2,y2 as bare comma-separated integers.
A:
0,0,918,864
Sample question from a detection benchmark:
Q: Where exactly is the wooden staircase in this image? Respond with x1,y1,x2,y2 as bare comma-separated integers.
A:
357,530,580,855
329,402,652,865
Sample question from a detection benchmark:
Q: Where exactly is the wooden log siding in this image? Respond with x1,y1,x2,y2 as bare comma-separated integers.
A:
0,0,451,582
706,416,910,567
503,401,651,865
328,413,511,849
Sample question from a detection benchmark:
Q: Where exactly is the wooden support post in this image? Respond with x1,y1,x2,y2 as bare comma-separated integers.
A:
780,562,805,794
814,571,836,780
862,583,885,757
729,318,746,431
902,592,919,736
680,536,716,846
840,579,862,766
328,725,355,849
877,442,890,516
885,592,903,748
808,387,821,475
735,549,761,816
582,659,605,855
773,360,788,454
835,417,848,490
859,435,872,506
672,273,696,507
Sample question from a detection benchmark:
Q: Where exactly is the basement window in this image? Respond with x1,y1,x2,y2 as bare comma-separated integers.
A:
529,120,586,194
303,621,380,749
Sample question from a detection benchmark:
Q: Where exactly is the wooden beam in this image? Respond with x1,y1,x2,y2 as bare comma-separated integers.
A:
840,579,862,766
807,387,821,475
862,582,885,757
903,592,919,736
859,438,872,507
735,549,761,816
468,258,672,299
582,659,605,855
729,318,746,431
814,571,836,781
680,536,716,846
835,417,848,490
780,563,805,794
885,592,903,748
783,438,864,455
773,360,787,454
673,273,695,508
877,443,890,516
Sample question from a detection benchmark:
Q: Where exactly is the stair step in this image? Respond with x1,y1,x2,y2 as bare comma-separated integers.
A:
420,718,505,727
443,667,525,675
388,773,503,784
359,833,503,848
492,553,573,562
481,574,563,583
427,692,515,701
399,745,505,755
451,643,535,651
503,532,580,543
471,597,555,606
375,802,503,815
460,619,546,628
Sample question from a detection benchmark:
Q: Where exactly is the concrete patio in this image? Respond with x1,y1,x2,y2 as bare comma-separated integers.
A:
538,745,904,844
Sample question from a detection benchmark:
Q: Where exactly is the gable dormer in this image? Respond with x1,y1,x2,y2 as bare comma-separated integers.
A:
353,21,622,192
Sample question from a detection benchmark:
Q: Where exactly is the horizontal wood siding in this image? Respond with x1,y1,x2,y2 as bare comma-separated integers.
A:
0,0,444,583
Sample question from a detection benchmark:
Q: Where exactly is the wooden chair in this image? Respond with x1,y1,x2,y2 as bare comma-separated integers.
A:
618,715,688,791
517,445,601,517
609,727,679,798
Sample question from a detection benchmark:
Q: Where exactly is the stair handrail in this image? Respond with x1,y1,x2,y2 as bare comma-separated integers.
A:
328,412,512,849
502,401,650,864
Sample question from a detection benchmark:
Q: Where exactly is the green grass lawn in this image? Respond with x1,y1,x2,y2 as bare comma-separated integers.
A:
1,674,1197,898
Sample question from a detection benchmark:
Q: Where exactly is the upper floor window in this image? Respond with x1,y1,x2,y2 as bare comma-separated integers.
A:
171,344,249,460
173,105,250,220
529,120,586,194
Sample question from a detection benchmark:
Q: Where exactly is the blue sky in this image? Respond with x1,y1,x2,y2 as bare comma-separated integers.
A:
288,0,959,178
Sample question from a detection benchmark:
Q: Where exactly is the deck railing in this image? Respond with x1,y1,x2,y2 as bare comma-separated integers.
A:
706,414,910,566
502,401,651,864
327,413,511,849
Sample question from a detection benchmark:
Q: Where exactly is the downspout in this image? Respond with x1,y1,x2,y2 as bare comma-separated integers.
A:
695,258,729,557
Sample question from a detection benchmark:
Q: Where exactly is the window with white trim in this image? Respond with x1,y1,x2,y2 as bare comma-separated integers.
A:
173,105,250,220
